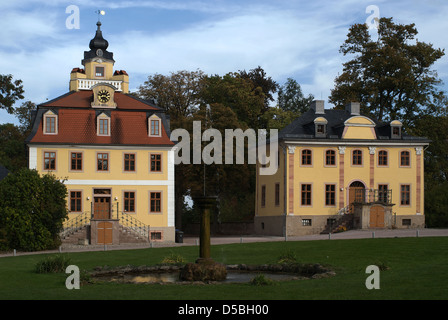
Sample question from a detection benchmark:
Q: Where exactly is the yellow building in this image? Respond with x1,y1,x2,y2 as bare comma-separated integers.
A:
255,100,429,236
26,22,176,244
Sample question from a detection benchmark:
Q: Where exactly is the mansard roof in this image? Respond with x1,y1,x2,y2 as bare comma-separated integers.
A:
279,107,429,143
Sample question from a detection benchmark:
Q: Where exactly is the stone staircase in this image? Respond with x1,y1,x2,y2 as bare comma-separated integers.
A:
321,214,354,234
61,224,149,245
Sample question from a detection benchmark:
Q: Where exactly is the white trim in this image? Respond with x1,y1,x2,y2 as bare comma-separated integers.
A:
167,148,176,227
29,147,37,169
283,140,429,147
63,179,171,186
344,115,376,127
28,144,175,151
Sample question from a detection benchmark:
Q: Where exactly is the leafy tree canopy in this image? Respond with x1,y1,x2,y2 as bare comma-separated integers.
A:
0,74,24,113
329,17,446,127
0,169,68,251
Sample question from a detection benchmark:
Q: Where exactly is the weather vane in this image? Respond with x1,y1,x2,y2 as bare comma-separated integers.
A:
95,9,106,22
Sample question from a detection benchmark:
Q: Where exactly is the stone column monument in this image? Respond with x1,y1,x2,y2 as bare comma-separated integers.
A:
179,196,227,281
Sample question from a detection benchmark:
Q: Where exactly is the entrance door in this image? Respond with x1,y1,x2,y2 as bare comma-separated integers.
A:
97,221,113,244
370,206,385,228
94,197,111,219
348,181,365,213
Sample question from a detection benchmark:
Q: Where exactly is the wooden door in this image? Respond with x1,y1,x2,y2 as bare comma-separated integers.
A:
370,206,385,228
94,197,111,219
97,222,113,244
348,181,365,213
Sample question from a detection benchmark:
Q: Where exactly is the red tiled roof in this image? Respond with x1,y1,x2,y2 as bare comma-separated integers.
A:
42,90,160,110
29,109,174,146
29,90,173,146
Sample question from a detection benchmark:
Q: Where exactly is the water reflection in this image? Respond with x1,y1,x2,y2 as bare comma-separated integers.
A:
106,271,298,284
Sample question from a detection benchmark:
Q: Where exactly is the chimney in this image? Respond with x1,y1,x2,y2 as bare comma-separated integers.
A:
310,100,325,114
345,102,360,115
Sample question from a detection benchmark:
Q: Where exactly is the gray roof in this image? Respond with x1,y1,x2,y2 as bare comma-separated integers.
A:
278,108,430,143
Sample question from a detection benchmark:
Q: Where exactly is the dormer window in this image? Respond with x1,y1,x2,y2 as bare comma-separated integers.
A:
314,117,327,138
43,110,58,135
390,120,402,139
97,113,111,136
149,115,161,137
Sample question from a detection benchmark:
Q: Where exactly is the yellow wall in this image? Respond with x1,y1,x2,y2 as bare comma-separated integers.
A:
256,145,424,218
35,146,171,227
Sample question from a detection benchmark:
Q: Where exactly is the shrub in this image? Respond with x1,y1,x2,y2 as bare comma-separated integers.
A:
277,249,297,264
0,169,68,251
34,254,72,273
249,274,275,286
161,252,186,264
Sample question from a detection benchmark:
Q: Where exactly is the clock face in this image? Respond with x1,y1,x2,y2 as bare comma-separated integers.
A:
98,89,111,103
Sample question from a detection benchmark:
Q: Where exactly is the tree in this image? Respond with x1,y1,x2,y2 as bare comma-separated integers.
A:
13,100,36,136
278,78,314,115
137,70,206,129
0,74,24,113
0,123,27,172
329,17,446,127
0,168,68,251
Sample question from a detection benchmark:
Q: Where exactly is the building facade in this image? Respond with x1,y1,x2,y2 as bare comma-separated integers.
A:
255,100,429,237
26,22,176,244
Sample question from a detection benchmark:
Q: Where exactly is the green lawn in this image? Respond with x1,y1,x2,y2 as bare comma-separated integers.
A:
0,237,447,300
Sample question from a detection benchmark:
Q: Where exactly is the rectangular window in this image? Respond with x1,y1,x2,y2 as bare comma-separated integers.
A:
44,151,56,170
99,118,109,135
97,153,109,171
378,184,388,203
150,119,160,136
378,150,388,166
70,191,82,212
301,184,312,206
95,66,104,77
151,231,162,241
325,184,336,206
275,183,280,206
301,149,312,165
352,150,362,165
302,219,312,226
45,116,56,134
124,191,135,212
402,219,411,226
261,185,266,207
150,154,162,172
150,192,161,213
400,185,410,206
325,150,336,166
124,153,135,172
71,152,82,171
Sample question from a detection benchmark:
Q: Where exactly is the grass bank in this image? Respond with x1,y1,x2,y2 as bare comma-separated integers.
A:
0,237,447,300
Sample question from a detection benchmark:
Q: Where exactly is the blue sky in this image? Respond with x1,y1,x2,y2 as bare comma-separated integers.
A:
1,0,447,125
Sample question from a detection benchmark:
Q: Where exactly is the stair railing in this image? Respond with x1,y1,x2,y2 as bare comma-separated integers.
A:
61,211,91,239
118,211,150,242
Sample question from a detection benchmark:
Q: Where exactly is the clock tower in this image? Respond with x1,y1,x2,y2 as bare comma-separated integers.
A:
69,21,129,94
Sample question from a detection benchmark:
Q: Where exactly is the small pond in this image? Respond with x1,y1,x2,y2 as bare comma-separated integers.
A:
91,263,334,284
102,271,302,284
